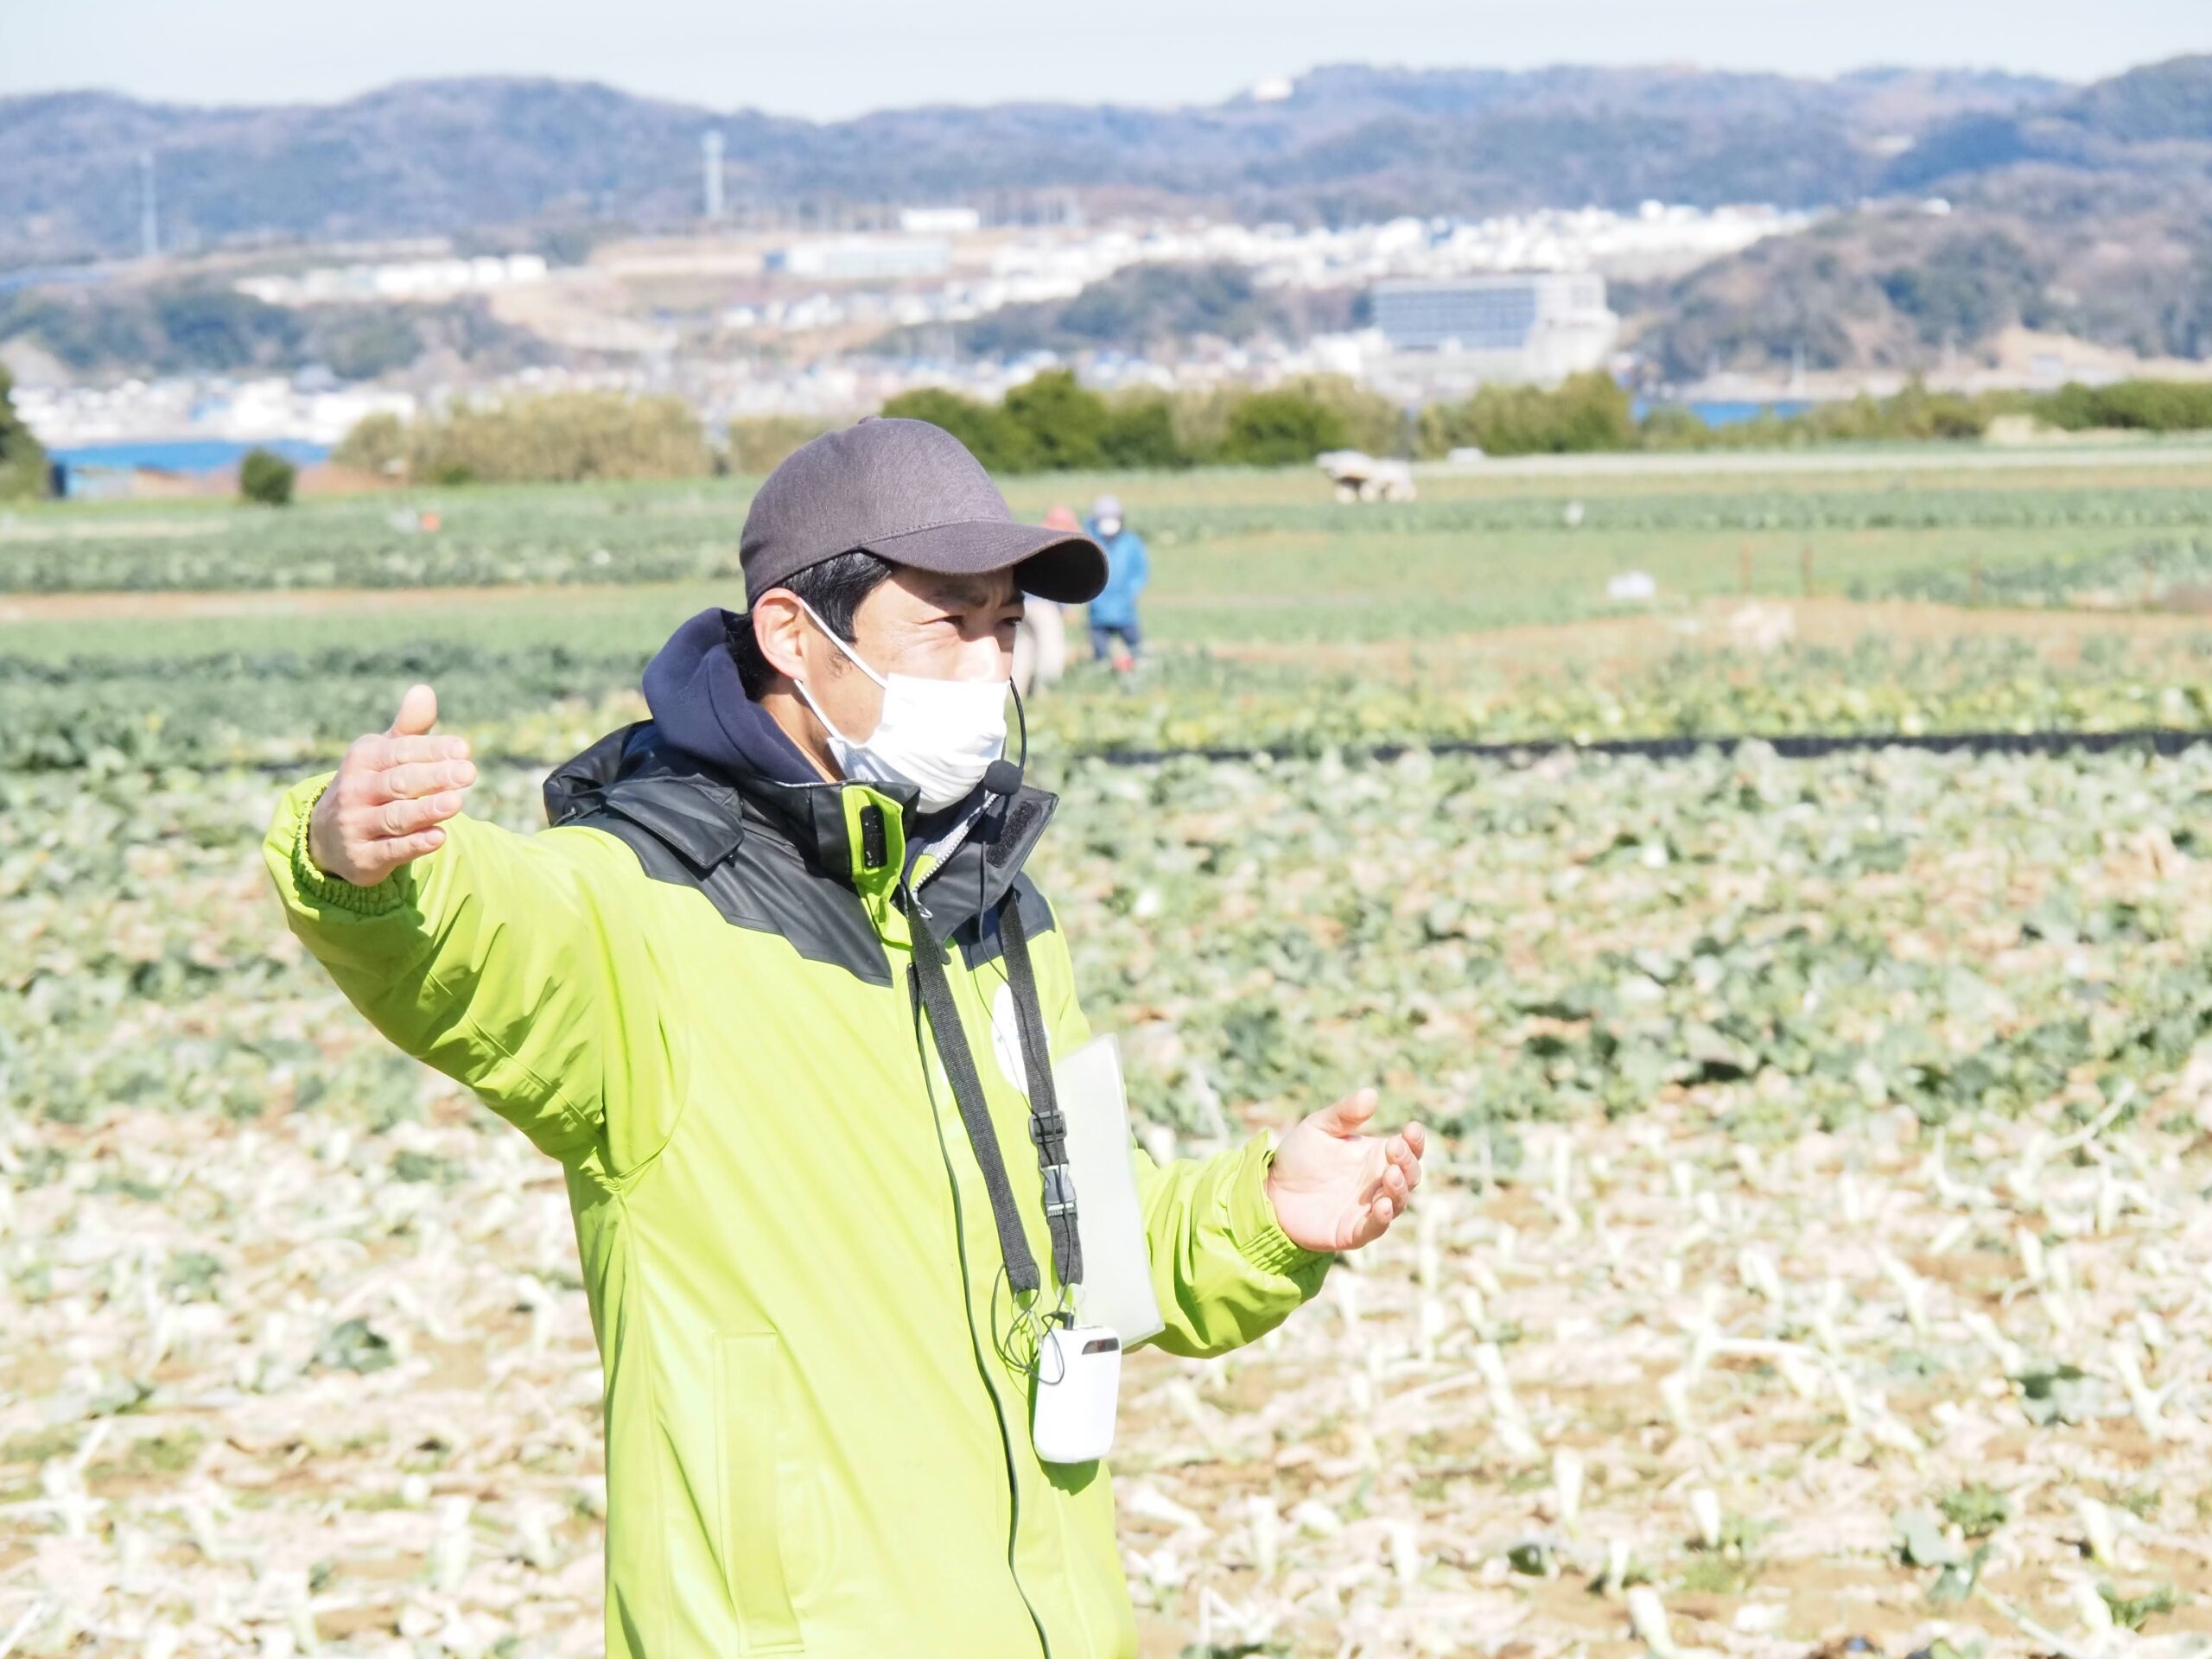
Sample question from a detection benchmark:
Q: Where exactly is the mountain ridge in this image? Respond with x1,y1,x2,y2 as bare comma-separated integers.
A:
0,63,2079,265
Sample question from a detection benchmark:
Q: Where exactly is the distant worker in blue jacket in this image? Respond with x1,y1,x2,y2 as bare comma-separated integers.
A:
1084,493,1149,672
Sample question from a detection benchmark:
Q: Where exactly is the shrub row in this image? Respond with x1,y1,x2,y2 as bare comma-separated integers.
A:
880,372,1405,473
322,372,2212,490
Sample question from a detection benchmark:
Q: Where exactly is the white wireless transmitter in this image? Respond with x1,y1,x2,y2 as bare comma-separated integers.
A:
1032,1323,1122,1464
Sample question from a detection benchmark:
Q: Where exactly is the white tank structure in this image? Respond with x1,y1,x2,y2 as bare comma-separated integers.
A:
1317,450,1417,505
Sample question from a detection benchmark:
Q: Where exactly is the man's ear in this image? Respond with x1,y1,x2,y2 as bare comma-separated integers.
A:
752,591,810,683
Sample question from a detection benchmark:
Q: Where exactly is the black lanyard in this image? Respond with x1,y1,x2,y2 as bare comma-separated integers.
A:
904,887,1083,1299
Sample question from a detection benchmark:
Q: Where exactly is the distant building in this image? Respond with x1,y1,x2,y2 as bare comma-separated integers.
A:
1369,273,1618,385
898,207,981,236
50,462,217,502
766,238,951,282
236,254,546,307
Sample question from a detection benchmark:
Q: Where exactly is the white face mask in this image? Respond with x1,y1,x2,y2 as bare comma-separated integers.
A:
789,598,1009,813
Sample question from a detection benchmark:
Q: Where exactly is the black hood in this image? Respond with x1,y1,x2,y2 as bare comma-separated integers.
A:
640,607,818,788
544,609,1048,944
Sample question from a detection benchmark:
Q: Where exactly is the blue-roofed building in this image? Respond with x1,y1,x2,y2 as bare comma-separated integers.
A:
1369,274,1618,387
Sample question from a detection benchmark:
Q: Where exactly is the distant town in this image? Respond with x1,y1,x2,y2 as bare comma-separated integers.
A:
13,200,1824,469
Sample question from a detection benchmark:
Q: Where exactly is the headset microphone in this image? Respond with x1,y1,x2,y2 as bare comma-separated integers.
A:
984,683,1031,798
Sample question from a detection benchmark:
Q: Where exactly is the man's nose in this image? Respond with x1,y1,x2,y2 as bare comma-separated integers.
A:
947,631,1013,681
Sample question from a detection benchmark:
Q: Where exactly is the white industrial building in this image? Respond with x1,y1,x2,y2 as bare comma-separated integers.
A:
766,237,952,282
236,254,547,307
1368,273,1618,388
897,207,982,236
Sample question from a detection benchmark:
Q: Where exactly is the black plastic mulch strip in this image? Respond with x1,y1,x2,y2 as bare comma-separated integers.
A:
1074,727,2212,766
237,725,2212,777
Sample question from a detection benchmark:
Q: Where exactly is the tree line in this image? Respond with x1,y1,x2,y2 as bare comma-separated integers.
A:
325,376,1413,484
86,369,2212,501
332,393,714,485
0,367,45,500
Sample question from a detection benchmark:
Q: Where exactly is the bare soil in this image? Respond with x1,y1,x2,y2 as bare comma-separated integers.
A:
6,584,2206,671
8,1095,2204,1659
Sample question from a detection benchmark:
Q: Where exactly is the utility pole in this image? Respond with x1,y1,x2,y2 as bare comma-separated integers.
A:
138,150,159,258
701,131,726,221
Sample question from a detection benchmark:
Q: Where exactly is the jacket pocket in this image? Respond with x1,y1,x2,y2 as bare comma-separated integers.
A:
715,1333,805,1654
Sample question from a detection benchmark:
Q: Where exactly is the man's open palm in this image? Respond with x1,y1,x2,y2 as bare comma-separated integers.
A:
1265,1089,1426,1253
308,683,476,887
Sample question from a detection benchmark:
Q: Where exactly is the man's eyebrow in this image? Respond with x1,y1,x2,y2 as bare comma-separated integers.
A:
931,575,1018,609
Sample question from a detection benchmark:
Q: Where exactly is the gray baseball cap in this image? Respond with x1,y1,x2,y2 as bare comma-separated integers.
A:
741,418,1107,604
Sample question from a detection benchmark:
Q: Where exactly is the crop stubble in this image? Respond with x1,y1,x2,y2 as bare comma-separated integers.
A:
3,745,2209,1656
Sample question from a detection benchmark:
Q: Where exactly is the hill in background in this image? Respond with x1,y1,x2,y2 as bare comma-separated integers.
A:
3,58,2207,380
1633,57,2212,376
0,64,2068,265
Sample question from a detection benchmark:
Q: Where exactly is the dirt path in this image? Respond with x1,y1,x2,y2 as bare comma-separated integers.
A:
6,582,2208,658
1420,438,2212,479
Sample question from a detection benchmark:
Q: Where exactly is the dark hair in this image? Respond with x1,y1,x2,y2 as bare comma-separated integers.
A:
728,550,898,700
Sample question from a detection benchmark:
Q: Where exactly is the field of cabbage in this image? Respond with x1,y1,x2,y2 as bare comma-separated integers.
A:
3,455,2209,641
3,454,2211,1656
4,451,2212,772
5,623,2212,772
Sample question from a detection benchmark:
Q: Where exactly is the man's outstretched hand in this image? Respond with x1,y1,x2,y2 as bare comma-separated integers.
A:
307,683,476,887
1264,1089,1426,1254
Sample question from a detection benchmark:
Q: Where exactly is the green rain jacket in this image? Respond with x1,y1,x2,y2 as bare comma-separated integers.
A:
264,694,1332,1658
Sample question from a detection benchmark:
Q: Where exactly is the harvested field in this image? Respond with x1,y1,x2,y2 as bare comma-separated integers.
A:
4,451,2212,1657
5,746,2212,1656
6,1032,2208,1657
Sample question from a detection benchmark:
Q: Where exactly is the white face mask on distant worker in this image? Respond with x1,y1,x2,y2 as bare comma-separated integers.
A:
791,600,1010,813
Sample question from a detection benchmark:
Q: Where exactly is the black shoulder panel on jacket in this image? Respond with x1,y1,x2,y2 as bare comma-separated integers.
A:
956,874,1059,972
541,721,642,826
569,809,894,988
546,722,1065,991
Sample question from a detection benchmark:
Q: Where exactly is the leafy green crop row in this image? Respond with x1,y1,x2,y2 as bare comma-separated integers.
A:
1027,639,2212,759
4,632,2208,772
3,474,2208,594
9,743,2208,1145
0,641,644,769
1141,486,2212,538
1040,743,2212,1136
0,490,750,593
1866,535,2212,609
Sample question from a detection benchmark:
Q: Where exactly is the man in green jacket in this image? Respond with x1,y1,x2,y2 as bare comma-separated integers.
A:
265,418,1426,1658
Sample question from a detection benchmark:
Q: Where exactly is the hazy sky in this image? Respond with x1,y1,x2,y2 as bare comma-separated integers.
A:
2,1,2203,118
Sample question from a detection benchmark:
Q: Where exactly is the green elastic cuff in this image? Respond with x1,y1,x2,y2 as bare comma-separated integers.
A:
289,783,417,917
1230,1131,1333,1279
